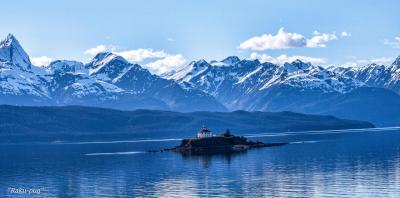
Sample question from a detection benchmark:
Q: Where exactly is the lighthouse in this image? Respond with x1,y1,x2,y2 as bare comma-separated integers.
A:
197,126,213,138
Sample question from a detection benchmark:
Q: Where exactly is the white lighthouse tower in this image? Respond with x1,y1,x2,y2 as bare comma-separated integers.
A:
197,126,213,138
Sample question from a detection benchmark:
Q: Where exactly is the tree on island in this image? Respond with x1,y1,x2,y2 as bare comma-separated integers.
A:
222,129,232,137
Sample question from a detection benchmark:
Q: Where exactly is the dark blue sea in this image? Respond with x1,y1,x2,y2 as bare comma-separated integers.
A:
1,127,400,197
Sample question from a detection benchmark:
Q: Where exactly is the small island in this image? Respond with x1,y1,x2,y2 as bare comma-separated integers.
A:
165,126,287,155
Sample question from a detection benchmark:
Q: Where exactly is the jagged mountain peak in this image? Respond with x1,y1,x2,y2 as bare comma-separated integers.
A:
283,59,312,72
93,51,113,59
87,52,129,76
291,59,312,67
194,59,209,66
236,59,260,67
221,56,240,65
1,34,18,46
89,52,127,66
167,59,211,81
186,59,210,70
0,33,31,70
208,56,241,67
48,60,85,74
363,63,385,69
392,55,400,67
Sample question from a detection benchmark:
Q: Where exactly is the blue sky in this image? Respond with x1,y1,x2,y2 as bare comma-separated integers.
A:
1,0,399,73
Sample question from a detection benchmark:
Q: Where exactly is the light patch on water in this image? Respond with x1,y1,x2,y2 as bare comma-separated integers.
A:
48,126,400,146
85,151,144,156
290,140,321,144
244,126,400,138
54,138,182,145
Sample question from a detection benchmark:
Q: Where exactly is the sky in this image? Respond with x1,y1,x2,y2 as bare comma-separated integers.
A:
1,0,399,74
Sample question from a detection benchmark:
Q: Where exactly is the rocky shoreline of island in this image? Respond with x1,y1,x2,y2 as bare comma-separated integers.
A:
150,128,287,155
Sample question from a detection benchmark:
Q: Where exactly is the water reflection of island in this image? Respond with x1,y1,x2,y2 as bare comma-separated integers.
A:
181,150,246,168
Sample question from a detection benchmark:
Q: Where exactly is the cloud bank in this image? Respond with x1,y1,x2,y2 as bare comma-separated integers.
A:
306,31,337,48
239,28,345,50
84,45,186,75
146,54,186,74
239,28,307,50
31,56,53,67
84,45,109,56
384,36,400,49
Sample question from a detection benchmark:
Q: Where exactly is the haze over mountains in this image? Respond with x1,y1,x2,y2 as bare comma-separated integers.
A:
1,34,400,126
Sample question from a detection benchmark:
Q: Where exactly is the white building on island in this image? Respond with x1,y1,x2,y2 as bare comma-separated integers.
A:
197,126,213,138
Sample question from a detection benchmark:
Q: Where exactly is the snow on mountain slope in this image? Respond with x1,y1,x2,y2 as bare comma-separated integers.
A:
283,60,312,72
48,60,86,74
168,56,364,110
0,35,51,101
331,56,400,93
0,62,48,98
2,33,400,117
87,52,128,77
172,58,361,94
0,34,32,70
168,59,210,82
272,64,363,93
0,34,226,111
65,78,124,98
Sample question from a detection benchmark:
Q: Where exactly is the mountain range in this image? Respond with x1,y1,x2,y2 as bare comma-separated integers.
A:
1,34,400,126
166,55,400,126
0,34,225,112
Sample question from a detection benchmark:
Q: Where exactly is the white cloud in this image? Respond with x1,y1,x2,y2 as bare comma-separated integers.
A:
239,28,307,50
84,45,186,75
250,52,325,65
84,45,109,56
31,56,53,67
239,28,342,50
145,54,186,74
341,31,351,37
116,49,167,62
306,31,338,48
85,45,168,62
384,36,400,48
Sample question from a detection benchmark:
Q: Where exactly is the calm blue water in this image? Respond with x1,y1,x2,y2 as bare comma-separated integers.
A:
1,128,400,197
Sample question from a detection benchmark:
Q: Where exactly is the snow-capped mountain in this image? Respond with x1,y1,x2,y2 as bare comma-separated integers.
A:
0,34,49,104
1,34,400,125
0,34,226,111
330,56,400,94
167,56,400,126
168,56,363,110
0,34,32,70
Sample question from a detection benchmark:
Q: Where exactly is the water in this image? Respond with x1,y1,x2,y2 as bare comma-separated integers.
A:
1,128,400,197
